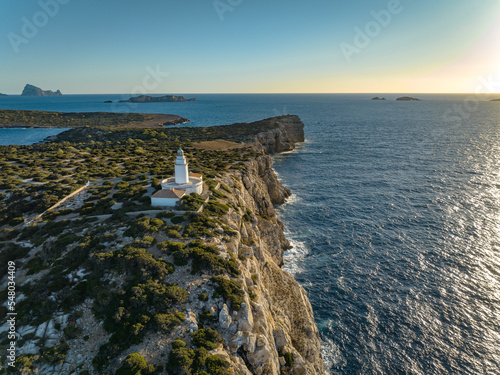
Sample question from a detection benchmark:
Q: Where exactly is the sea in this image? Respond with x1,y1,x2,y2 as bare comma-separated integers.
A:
1,94,499,374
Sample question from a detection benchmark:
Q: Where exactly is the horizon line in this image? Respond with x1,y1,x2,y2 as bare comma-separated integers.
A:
1,92,499,96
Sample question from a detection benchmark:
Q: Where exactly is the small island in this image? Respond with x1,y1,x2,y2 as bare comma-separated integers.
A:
396,96,421,101
118,94,196,103
490,99,500,102
21,84,62,96
371,97,386,100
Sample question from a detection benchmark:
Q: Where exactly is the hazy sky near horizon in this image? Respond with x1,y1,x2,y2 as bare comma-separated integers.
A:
1,0,499,94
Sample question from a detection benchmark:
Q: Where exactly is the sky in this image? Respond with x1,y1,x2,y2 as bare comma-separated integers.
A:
1,0,499,94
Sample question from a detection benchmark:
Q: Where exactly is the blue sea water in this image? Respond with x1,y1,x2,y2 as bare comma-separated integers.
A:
1,94,500,374
0,128,68,146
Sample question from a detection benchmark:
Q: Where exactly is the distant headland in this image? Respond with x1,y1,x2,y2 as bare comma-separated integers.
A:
21,84,62,97
371,97,386,100
0,109,189,128
490,99,500,102
0,93,7,96
117,95,196,103
396,96,421,101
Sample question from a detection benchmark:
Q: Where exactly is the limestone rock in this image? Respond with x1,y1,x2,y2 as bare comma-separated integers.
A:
21,84,62,96
219,303,232,329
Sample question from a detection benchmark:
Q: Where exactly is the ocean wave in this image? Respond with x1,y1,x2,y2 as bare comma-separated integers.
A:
282,193,301,206
282,236,310,276
320,328,345,375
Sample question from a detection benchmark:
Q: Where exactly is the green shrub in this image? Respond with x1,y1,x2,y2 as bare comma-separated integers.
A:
13,354,39,374
198,310,217,327
115,352,156,375
206,180,217,191
166,339,194,375
9,216,26,226
63,325,82,339
158,240,187,253
173,247,192,266
212,276,244,310
220,183,231,194
284,352,294,367
154,312,184,332
191,248,239,277
211,189,227,199
42,342,69,364
180,193,206,211
183,214,220,238
26,257,46,275
205,355,231,375
0,244,30,277
165,229,182,239
205,202,229,217
0,228,20,241
191,328,224,350
171,216,184,225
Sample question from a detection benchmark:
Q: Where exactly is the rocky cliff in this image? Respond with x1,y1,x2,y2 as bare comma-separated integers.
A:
21,84,62,96
255,115,305,155
213,152,324,375
0,116,324,375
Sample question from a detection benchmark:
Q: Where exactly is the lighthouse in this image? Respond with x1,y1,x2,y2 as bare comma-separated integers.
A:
174,148,189,184
152,147,203,207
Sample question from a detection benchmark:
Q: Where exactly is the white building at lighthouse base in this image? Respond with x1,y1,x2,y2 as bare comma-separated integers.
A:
151,148,203,207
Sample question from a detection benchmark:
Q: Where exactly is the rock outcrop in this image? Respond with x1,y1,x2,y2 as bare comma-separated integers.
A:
21,84,62,96
119,95,196,103
255,115,305,155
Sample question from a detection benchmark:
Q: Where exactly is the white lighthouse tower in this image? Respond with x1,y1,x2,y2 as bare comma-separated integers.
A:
152,147,203,206
174,148,189,184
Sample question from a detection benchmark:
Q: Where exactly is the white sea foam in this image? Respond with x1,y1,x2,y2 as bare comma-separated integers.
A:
283,193,301,206
321,334,345,375
282,236,310,276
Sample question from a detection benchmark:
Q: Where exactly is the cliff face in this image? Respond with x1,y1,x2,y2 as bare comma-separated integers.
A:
177,116,323,374
212,151,324,375
255,115,305,155
21,84,62,96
